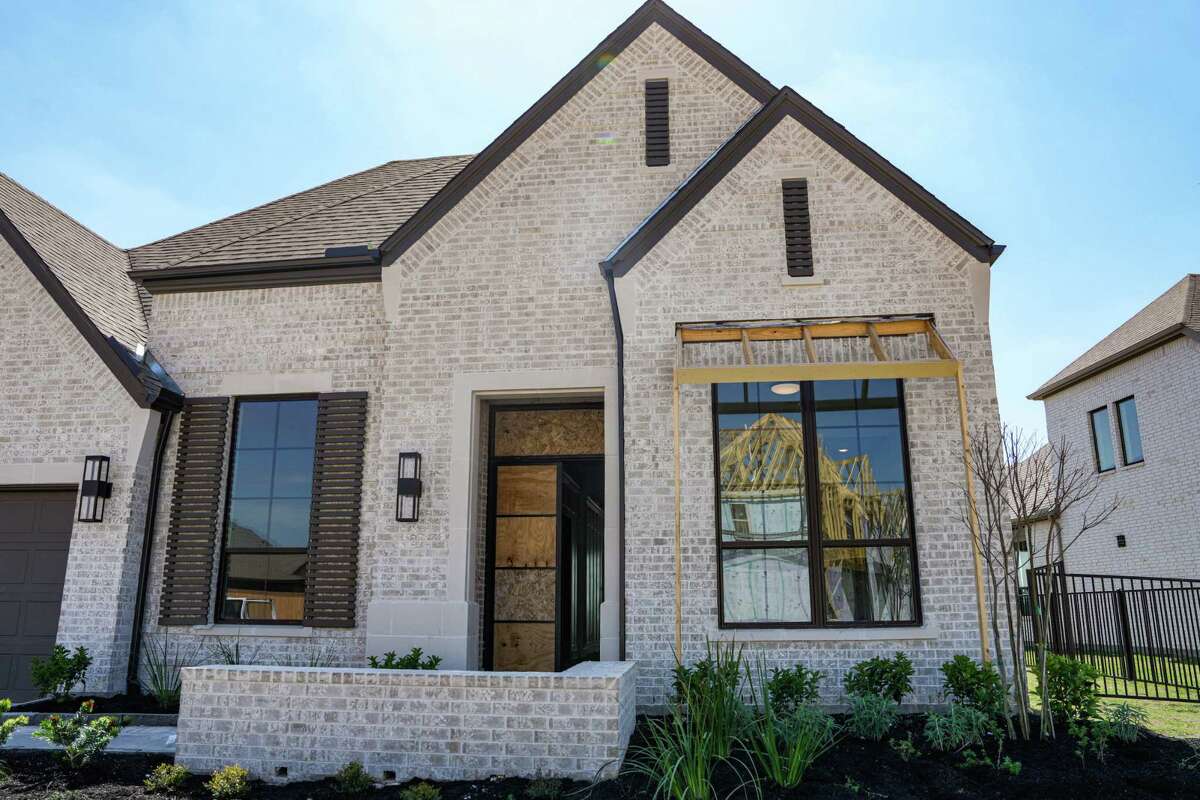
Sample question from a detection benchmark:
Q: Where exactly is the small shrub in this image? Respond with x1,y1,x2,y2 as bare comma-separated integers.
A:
923,705,993,752
748,705,838,788
844,653,913,703
206,765,250,800
334,761,374,795
765,664,824,714
940,655,1006,718
0,699,29,748
1069,719,1112,767
525,777,563,799
30,645,91,702
141,633,200,711
626,709,720,800
1104,701,1148,743
846,694,898,741
144,763,190,793
368,647,442,670
998,756,1022,776
671,641,748,759
33,700,124,768
208,637,259,666
399,781,442,800
889,734,919,762
1037,655,1100,722
1179,740,1200,771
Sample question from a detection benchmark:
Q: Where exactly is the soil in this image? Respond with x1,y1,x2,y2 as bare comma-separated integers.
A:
1,716,1196,799
14,692,175,715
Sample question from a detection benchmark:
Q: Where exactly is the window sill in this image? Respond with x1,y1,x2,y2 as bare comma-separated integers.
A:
189,624,315,638
780,274,826,288
707,624,940,643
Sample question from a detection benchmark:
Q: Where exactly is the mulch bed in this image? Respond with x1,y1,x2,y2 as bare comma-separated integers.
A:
14,692,175,715
2,716,1196,799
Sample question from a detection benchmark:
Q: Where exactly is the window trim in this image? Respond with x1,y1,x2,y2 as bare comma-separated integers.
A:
214,393,318,626
1114,395,1144,466
1088,405,1117,474
711,380,923,630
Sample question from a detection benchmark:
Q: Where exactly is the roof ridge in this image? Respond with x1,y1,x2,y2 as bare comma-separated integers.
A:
0,170,129,257
166,155,473,269
129,155,469,262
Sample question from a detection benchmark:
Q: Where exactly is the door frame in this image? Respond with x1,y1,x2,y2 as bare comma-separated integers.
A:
482,401,603,671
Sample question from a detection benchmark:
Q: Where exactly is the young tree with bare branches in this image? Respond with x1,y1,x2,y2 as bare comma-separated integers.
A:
958,422,1119,740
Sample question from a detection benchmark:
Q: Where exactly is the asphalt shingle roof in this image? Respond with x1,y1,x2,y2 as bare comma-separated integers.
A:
128,155,472,270
1030,274,1200,399
0,172,147,350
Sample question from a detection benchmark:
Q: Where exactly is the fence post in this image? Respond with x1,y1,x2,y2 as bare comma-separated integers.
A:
1116,589,1137,681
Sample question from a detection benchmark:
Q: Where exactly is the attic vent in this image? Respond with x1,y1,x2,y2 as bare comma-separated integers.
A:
645,80,669,167
781,179,814,277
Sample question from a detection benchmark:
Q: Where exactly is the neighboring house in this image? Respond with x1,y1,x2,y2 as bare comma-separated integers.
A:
1,0,1005,727
1029,274,1200,579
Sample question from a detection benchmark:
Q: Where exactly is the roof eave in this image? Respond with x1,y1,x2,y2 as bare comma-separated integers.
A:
130,253,382,294
0,208,174,409
1028,323,1190,400
378,0,778,266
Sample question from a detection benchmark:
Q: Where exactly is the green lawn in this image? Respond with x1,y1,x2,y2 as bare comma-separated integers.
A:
1026,669,1200,739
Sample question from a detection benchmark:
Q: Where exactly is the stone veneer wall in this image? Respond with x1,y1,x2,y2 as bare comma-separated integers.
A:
176,661,637,782
1043,335,1200,579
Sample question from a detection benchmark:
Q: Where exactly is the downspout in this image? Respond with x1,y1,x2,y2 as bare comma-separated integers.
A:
126,407,176,694
601,263,627,661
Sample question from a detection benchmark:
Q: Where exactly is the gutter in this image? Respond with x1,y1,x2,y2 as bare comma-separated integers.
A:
125,407,176,695
600,262,627,661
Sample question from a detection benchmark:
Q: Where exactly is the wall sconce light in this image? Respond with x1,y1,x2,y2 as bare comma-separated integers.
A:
77,455,112,523
396,452,422,522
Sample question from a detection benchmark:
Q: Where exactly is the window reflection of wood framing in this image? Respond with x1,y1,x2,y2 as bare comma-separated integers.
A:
674,315,990,662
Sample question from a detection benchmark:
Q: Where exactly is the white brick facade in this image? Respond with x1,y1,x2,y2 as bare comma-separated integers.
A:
176,661,637,782
1043,336,1200,578
3,9,1004,740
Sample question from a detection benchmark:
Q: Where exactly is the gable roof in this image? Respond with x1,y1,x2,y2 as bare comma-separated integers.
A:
602,87,1004,277
1029,274,1200,400
0,172,180,408
377,0,778,264
129,155,472,271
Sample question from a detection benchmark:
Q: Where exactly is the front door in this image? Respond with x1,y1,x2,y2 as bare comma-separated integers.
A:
485,404,604,672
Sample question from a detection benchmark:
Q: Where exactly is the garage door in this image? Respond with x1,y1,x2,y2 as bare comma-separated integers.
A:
0,490,74,702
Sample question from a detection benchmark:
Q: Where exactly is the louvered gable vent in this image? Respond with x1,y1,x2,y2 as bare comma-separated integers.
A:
782,179,814,277
645,79,670,167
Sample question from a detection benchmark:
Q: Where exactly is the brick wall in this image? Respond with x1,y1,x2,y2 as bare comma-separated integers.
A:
0,239,150,693
176,661,637,782
618,114,1001,707
1043,336,1200,579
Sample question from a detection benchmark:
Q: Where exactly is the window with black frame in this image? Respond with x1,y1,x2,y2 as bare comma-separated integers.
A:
713,379,919,628
218,397,317,623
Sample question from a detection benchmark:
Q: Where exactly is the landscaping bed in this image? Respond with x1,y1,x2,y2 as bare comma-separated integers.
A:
13,691,172,716
2,715,1197,800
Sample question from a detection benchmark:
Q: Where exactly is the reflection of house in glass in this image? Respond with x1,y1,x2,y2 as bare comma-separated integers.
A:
221,521,307,622
718,410,913,624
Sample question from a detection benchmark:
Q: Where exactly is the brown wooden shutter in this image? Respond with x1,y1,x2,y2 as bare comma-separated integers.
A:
304,392,368,628
645,79,670,167
782,179,814,277
159,397,230,625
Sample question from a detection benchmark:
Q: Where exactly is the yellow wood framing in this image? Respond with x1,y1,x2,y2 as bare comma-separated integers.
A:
669,316,991,663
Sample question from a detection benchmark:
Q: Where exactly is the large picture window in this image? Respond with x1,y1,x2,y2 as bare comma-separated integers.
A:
713,380,919,628
217,397,317,623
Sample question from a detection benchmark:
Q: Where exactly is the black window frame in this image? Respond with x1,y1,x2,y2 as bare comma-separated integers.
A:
1114,395,1144,466
215,393,318,626
711,380,923,630
1088,405,1117,474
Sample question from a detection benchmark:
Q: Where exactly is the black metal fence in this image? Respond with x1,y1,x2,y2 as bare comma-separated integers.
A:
1022,566,1200,703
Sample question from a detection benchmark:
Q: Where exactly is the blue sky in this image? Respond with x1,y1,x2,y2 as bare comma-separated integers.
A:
3,0,1197,436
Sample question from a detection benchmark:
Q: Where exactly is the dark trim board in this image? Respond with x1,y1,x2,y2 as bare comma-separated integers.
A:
0,209,180,410
379,0,777,265
603,87,1003,278
130,255,381,294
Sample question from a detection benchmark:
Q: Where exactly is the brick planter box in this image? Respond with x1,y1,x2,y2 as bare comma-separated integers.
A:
176,661,637,783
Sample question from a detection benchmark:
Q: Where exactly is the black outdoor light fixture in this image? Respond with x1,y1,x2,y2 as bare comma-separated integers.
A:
77,455,113,523
396,452,423,522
